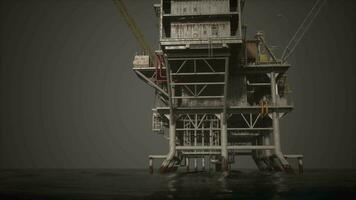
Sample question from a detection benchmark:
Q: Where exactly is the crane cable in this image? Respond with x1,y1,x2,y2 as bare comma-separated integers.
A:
281,0,327,62
112,0,155,66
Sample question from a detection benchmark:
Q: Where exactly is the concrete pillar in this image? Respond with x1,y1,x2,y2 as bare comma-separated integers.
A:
202,157,205,171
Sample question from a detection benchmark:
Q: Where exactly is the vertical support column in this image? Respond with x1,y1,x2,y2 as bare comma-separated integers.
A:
194,114,197,171
256,34,261,64
202,157,205,171
263,135,272,158
160,55,177,173
298,158,304,174
270,72,290,169
220,113,228,171
238,0,242,38
160,115,176,172
159,0,163,40
149,158,153,174
171,86,176,106
186,157,190,172
168,116,176,160
221,57,229,172
209,119,213,146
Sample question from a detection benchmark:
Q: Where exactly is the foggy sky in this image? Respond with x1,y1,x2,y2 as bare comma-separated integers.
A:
1,0,355,169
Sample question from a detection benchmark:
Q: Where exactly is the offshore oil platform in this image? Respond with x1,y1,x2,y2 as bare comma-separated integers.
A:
114,0,326,173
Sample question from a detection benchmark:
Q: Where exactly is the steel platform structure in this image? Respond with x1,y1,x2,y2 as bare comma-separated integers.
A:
132,0,303,173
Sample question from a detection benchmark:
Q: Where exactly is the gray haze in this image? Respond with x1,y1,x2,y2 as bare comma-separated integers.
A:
0,0,355,169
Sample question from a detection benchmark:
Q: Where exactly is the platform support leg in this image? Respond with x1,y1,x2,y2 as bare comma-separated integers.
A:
202,157,205,171
220,113,228,172
186,157,190,172
149,158,153,174
160,115,176,173
298,158,304,174
270,72,291,172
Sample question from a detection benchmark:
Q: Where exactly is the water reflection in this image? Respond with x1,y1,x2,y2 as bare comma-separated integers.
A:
1,169,355,200
271,172,289,193
150,170,297,200
218,171,232,193
167,173,178,199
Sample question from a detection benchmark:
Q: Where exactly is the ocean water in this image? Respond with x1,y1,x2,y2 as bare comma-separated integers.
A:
0,169,355,200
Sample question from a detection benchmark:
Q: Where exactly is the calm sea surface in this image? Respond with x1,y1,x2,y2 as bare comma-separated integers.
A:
0,169,355,200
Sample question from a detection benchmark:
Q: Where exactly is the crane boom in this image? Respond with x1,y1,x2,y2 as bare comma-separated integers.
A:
281,0,327,62
112,0,155,65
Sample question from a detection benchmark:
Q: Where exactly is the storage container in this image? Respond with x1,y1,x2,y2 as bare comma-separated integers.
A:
133,55,149,68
